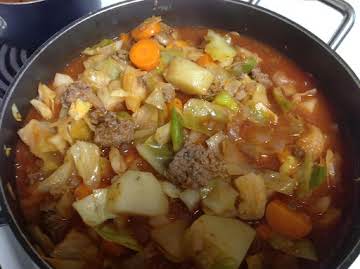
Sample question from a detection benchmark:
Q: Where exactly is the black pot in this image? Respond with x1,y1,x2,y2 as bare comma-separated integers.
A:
0,0,101,51
1,0,360,268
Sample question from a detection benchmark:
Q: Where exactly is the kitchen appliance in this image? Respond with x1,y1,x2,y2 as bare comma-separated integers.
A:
0,0,360,268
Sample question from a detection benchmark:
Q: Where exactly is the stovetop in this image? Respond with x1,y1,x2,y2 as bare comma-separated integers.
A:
0,0,359,268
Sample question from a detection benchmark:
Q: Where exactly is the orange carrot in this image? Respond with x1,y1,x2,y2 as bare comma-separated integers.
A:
129,39,160,71
196,54,213,67
131,18,161,40
167,40,188,49
256,224,272,240
167,98,183,112
119,33,130,42
101,240,126,257
74,183,92,200
265,200,312,239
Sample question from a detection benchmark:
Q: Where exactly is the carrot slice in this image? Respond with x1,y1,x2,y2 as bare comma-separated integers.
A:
196,54,213,67
74,183,92,200
265,199,312,239
131,18,161,40
167,98,183,112
119,33,130,42
129,39,160,71
256,224,272,240
101,240,126,257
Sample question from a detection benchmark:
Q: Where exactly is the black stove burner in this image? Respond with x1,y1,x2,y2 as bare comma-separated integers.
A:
0,43,28,98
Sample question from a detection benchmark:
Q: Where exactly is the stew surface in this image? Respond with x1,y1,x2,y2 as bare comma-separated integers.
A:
14,17,348,269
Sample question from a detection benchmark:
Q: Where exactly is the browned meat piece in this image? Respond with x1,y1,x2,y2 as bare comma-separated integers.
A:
60,81,102,108
39,209,70,243
89,109,135,147
251,67,273,89
167,144,226,189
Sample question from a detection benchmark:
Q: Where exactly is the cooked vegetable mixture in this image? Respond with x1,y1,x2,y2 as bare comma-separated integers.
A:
15,17,347,269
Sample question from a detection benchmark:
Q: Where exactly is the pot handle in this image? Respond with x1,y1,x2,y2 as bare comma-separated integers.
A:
248,0,355,51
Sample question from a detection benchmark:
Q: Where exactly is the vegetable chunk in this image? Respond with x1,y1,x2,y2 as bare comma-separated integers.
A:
164,57,214,95
185,215,255,269
107,170,169,216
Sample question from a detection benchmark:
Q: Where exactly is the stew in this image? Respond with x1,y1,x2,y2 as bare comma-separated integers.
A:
13,17,349,269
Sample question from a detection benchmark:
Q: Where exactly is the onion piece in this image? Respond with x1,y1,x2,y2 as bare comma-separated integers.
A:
11,103,22,122
109,146,127,174
53,73,74,88
161,181,181,199
179,189,200,211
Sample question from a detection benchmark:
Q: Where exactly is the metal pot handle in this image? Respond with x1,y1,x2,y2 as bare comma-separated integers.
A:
249,0,355,51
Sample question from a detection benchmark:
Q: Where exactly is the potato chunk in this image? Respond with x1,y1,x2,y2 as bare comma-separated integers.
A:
185,215,255,269
107,170,169,216
234,173,267,220
164,57,214,95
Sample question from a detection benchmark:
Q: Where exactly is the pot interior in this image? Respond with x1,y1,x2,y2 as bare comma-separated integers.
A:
1,1,360,268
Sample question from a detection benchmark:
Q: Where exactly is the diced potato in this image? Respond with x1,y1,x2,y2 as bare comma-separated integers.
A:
164,57,214,95
151,220,188,262
202,180,238,217
234,173,267,220
184,215,255,269
107,170,169,216
73,188,116,227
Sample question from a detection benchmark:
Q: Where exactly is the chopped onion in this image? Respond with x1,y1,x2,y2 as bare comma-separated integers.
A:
179,189,200,211
299,98,317,113
30,99,53,120
11,103,22,122
53,73,74,88
206,131,226,152
109,146,127,174
161,181,181,199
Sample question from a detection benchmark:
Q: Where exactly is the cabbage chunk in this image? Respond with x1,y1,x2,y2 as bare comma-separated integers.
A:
18,119,57,157
73,188,116,227
205,30,236,64
68,141,101,189
37,161,74,195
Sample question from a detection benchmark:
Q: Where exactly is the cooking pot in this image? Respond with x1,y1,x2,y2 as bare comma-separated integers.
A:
0,0,101,51
0,0,360,268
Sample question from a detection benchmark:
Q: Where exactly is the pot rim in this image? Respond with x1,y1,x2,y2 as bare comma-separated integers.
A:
0,1,360,269
0,0,45,6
